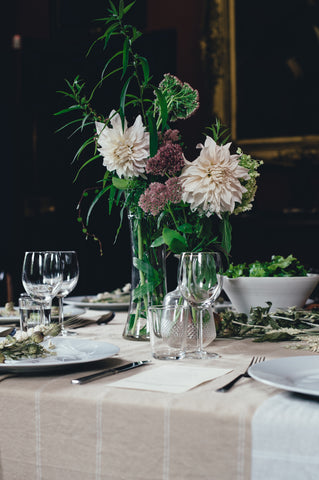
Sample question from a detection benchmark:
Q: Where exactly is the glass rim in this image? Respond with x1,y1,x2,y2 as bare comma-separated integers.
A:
148,304,189,311
180,251,221,256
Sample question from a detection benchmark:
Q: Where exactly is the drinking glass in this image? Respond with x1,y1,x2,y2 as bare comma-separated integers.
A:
178,252,223,359
22,251,63,325
56,251,79,336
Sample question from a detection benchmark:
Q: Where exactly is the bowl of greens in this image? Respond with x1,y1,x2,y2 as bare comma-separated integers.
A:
222,255,319,315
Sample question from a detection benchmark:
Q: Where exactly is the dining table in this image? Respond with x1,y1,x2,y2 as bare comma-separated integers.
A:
0,309,318,480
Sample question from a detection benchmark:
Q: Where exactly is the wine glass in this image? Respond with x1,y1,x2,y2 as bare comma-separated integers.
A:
22,251,63,325
56,251,79,336
178,251,223,359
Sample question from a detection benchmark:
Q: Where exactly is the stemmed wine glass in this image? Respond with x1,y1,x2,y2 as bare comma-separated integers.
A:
178,251,223,359
22,251,63,325
56,251,79,336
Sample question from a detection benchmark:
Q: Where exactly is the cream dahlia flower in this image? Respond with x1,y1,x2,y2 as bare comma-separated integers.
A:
95,110,149,178
180,136,250,217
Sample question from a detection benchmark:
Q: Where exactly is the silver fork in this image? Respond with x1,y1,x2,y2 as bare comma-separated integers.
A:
216,356,265,392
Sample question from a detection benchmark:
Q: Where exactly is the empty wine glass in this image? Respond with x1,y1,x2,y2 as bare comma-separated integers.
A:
178,251,223,359
56,251,79,336
22,251,63,325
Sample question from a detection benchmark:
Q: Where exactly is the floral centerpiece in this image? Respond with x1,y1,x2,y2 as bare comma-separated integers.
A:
55,0,263,340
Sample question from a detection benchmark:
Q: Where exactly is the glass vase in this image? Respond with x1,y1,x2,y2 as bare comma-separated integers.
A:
123,211,167,341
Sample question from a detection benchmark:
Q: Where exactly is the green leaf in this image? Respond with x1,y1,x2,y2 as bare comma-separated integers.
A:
220,214,232,255
86,187,110,225
112,177,130,189
162,227,188,254
133,258,160,283
108,184,117,215
151,236,165,247
72,136,96,164
139,56,150,84
73,154,101,182
118,0,124,18
153,86,168,129
132,283,154,301
86,22,118,57
88,67,124,102
108,1,118,15
54,105,82,116
177,223,193,234
147,113,158,156
131,27,142,42
127,313,136,330
121,37,129,79
123,1,136,14
55,118,83,133
102,169,110,188
101,50,123,80
119,76,132,129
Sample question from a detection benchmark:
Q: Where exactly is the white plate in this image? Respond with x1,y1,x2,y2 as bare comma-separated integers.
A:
0,306,85,324
249,356,319,396
0,337,120,373
64,296,130,311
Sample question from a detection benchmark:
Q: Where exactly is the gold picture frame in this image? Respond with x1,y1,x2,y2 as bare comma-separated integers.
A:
201,0,319,164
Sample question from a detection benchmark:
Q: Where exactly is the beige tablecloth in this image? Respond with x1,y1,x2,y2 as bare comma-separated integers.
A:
0,312,315,480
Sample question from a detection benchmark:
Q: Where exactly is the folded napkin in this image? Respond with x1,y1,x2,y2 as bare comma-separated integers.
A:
0,326,15,337
66,311,115,329
108,364,232,393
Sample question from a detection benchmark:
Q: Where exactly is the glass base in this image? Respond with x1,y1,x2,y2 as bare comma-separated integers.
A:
61,328,78,337
184,350,219,360
153,352,185,360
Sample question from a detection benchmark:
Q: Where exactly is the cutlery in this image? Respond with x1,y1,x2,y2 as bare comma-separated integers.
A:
216,356,265,392
71,360,151,384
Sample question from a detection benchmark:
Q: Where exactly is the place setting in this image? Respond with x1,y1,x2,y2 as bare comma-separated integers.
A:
0,250,119,374
64,283,131,311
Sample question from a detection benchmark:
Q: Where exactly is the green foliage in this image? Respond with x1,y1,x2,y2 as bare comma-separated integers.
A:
206,118,230,145
217,303,319,341
154,74,199,125
224,255,308,278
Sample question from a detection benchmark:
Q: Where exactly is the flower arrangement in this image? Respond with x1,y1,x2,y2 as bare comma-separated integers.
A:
55,0,263,339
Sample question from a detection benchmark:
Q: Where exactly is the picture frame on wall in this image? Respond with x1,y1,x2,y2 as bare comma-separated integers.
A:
202,0,319,164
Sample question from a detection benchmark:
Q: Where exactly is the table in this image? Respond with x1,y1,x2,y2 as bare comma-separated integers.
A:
0,312,317,480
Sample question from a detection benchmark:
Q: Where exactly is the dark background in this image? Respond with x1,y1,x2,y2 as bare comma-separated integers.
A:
1,0,319,304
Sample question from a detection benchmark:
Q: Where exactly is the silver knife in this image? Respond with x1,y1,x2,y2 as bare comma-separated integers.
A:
71,360,151,385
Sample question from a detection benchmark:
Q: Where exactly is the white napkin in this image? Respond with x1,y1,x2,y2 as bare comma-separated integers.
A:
108,364,232,393
0,326,15,337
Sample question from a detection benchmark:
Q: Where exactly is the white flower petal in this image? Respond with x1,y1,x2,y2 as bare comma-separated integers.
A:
180,136,250,217
95,111,150,178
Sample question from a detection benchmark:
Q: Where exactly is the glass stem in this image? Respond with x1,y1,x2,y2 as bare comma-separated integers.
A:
58,296,65,335
196,308,204,354
40,305,45,326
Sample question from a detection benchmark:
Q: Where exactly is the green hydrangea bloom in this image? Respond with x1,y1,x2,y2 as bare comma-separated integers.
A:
154,73,199,122
234,148,263,214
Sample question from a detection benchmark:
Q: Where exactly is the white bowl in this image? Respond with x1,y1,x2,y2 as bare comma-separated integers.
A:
222,274,319,315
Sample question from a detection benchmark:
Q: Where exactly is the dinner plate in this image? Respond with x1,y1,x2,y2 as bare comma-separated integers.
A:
249,356,319,396
0,306,85,325
64,296,130,311
0,337,120,373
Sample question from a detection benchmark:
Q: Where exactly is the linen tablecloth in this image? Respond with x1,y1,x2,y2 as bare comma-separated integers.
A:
0,312,317,480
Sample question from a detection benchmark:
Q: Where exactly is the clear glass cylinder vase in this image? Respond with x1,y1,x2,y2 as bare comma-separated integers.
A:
123,211,167,341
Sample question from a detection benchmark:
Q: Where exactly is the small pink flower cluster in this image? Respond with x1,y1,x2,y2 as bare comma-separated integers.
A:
145,142,185,176
159,129,180,144
139,177,183,216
